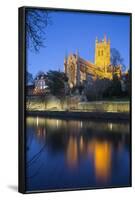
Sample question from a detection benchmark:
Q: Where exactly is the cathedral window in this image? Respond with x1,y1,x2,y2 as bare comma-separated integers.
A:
98,51,100,56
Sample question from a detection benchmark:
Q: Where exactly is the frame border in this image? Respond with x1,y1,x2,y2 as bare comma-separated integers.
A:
19,7,26,194
18,6,132,194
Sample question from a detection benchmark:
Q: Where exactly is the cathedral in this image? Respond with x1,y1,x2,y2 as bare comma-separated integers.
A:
64,35,121,88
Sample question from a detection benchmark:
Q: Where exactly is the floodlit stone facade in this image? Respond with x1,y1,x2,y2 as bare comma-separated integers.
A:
95,35,110,70
64,36,121,88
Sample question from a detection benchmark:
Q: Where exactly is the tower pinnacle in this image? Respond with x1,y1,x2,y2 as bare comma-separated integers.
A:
96,37,98,43
104,34,107,42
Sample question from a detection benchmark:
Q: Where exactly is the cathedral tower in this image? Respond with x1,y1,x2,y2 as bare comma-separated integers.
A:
95,35,110,73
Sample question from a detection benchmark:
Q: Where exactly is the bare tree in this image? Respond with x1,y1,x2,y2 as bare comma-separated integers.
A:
85,78,111,101
26,9,52,52
26,71,33,85
111,48,126,71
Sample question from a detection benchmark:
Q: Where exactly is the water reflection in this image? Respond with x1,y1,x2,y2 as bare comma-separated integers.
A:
92,141,111,182
67,136,78,168
26,117,130,191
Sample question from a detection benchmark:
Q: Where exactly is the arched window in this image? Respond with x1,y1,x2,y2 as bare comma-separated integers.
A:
98,50,100,56
101,50,103,56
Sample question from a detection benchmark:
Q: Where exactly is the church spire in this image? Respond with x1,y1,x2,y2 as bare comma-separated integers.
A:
76,49,80,86
76,49,79,58
64,50,68,64
104,34,107,43
108,37,110,44
64,51,68,74
96,36,98,43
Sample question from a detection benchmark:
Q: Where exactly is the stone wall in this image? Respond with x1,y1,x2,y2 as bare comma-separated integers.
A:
26,95,129,113
78,101,129,113
27,95,62,111
26,95,81,111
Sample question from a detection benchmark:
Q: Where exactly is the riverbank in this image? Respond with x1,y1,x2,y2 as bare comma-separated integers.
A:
27,110,130,121
27,96,130,113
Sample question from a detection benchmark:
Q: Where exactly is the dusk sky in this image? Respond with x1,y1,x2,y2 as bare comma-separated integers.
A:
26,9,130,77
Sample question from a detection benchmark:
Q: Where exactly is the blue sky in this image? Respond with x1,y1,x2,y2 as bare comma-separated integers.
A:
26,10,130,77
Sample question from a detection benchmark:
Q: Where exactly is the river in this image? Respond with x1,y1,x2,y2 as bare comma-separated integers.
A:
26,116,131,192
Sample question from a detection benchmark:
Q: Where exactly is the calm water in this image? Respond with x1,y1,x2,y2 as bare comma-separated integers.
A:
26,117,131,192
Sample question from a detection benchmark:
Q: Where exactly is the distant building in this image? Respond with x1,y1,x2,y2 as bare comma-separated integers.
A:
33,73,49,95
64,35,121,88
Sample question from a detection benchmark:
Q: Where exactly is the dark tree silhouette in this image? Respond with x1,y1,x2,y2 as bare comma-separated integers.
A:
111,48,126,71
46,70,68,96
34,71,46,79
26,9,51,52
109,74,122,97
85,78,111,101
46,71,68,109
26,71,33,85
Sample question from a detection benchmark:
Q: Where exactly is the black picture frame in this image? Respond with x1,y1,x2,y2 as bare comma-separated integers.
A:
19,6,132,194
